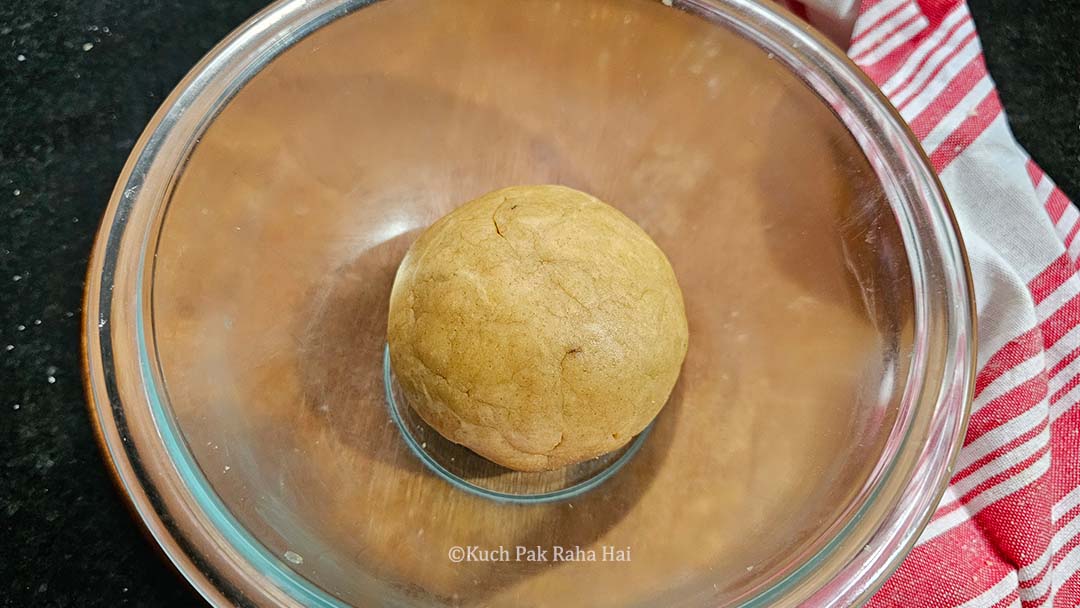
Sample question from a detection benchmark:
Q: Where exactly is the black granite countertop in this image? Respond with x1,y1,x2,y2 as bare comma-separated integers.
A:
1,1,1078,606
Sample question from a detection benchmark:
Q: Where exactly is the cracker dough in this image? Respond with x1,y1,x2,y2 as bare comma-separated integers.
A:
387,185,689,471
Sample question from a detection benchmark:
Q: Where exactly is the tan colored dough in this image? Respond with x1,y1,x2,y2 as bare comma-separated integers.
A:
387,185,688,471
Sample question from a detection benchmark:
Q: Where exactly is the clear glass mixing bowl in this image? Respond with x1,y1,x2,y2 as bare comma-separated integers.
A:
83,0,974,606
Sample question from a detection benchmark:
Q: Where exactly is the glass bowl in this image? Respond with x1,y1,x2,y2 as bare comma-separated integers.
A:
82,0,975,606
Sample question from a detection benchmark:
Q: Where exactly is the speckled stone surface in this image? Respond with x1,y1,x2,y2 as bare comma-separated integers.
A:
0,1,1076,606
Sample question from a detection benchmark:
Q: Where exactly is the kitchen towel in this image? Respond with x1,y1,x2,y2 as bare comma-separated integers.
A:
834,0,1080,606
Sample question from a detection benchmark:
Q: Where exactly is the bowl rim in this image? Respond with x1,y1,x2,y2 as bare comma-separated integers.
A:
82,0,976,606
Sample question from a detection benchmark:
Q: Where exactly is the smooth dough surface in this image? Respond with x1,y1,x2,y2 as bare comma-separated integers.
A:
387,185,689,471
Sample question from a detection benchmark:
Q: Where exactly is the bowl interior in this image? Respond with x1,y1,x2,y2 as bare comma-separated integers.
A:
148,0,913,605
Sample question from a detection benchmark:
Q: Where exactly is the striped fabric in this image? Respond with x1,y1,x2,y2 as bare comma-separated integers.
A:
839,0,1080,606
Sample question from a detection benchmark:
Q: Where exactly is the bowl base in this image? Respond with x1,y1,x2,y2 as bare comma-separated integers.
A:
383,344,651,503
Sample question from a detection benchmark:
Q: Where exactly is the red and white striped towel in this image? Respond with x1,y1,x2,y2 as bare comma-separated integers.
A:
822,0,1080,605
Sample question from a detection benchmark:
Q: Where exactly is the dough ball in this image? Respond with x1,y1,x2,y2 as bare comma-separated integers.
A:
387,185,688,471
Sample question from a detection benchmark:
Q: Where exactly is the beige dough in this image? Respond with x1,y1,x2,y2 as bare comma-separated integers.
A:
387,185,689,471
